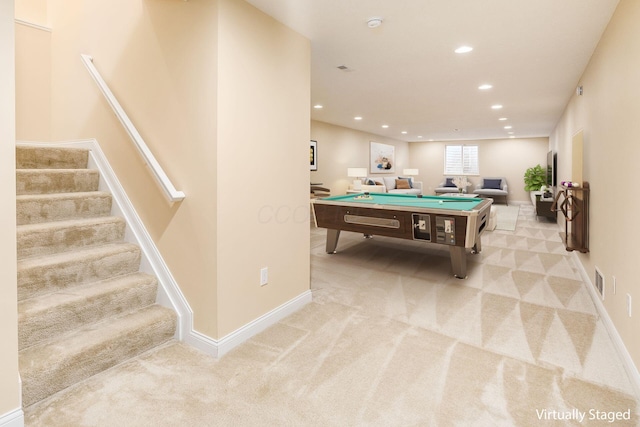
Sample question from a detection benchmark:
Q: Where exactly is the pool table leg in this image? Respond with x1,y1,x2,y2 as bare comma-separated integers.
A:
472,238,481,254
326,229,341,254
449,247,467,279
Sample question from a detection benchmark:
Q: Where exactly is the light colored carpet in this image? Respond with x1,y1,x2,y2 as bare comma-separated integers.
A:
17,145,176,407
24,205,639,426
494,204,520,231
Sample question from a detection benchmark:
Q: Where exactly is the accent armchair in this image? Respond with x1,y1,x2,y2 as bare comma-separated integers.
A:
473,177,508,205
434,177,459,194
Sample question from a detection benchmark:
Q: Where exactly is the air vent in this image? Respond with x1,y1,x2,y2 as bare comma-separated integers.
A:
595,267,605,300
336,65,354,72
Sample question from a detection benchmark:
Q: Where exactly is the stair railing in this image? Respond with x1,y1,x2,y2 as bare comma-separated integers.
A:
80,54,185,203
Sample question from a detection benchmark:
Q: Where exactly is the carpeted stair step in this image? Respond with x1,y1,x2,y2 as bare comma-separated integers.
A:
16,191,113,225
18,242,141,302
17,216,126,259
16,146,89,169
18,272,158,351
19,304,176,407
17,169,100,195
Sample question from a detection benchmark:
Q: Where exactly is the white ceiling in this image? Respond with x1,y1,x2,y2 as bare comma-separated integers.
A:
244,0,619,142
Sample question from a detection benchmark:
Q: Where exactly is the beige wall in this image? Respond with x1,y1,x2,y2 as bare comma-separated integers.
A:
1,0,21,416
15,0,48,25
311,121,548,203
43,0,221,337
550,0,640,370
16,0,310,340
15,21,51,141
216,0,310,336
310,120,410,195
410,137,549,202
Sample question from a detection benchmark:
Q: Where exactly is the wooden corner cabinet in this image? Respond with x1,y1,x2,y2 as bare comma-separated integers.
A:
552,182,590,253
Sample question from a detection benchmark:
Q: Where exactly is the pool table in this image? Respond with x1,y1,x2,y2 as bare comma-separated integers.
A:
312,193,493,278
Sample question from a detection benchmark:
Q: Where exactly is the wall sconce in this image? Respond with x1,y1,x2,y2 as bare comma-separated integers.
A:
347,167,368,190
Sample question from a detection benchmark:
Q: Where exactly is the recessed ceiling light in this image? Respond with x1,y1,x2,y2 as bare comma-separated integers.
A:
491,104,503,110
455,46,473,54
382,125,389,129
401,131,408,134
354,116,362,120
478,84,493,90
504,125,512,129
498,117,508,121
418,136,423,139
313,104,323,109
509,135,515,139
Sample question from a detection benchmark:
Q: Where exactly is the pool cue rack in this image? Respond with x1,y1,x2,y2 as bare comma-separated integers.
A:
551,181,590,253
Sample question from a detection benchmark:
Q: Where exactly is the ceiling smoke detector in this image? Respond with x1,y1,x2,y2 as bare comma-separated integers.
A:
367,17,383,28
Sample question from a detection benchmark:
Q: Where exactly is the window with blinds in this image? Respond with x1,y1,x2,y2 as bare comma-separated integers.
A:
444,145,479,175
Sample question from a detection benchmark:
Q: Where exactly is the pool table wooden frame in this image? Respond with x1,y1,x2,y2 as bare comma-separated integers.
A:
312,194,493,279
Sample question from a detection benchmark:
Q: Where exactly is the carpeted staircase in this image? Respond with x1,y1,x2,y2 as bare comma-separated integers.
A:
16,145,177,407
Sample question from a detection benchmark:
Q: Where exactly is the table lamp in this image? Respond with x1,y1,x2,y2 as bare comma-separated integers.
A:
347,167,368,190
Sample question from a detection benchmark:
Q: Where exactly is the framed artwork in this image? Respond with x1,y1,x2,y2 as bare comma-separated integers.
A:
310,140,317,171
370,141,395,173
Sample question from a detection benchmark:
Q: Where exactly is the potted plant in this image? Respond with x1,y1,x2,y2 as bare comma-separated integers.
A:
524,164,546,191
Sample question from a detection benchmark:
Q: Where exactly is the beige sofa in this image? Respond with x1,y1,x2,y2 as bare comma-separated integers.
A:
360,176,423,195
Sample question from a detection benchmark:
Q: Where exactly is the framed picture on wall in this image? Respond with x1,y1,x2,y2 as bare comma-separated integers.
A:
370,141,395,173
310,140,318,171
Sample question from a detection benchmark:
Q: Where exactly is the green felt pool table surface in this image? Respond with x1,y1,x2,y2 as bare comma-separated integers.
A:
320,193,484,211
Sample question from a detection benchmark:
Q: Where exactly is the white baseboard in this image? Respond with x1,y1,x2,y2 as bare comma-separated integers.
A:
80,139,192,340
572,252,640,399
184,290,313,358
0,408,23,427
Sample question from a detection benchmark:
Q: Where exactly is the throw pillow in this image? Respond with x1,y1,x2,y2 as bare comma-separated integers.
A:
398,176,413,188
382,176,397,189
396,179,410,189
483,179,502,189
445,178,456,187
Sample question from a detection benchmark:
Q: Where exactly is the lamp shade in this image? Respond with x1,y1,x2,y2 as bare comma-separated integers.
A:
402,168,419,176
347,168,368,178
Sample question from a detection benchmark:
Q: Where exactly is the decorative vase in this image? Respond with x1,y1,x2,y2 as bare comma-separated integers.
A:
458,187,463,194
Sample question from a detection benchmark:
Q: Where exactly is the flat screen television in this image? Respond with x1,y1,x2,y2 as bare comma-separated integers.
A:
546,150,557,187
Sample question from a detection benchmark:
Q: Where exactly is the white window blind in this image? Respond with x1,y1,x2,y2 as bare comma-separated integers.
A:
444,145,479,175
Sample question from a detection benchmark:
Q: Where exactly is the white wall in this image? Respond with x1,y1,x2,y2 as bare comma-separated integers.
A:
550,0,640,370
0,0,22,420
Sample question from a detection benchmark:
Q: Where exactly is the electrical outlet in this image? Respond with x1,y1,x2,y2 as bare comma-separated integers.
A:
613,276,616,294
260,267,268,286
627,294,632,317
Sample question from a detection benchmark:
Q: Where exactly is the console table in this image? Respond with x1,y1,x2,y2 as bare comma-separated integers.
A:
530,191,556,219
535,194,556,219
